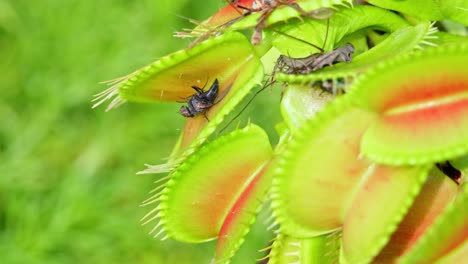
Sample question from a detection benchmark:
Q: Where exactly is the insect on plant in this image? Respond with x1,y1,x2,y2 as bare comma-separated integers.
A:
269,16,352,76
221,23,354,132
226,0,334,44
179,78,222,121
276,42,355,74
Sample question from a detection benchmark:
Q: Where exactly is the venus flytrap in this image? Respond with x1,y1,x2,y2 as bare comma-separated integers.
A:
96,32,264,174
349,44,468,165
95,1,467,263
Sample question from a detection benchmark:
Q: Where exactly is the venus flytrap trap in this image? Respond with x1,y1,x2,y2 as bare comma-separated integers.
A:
94,1,467,263
398,184,468,264
370,169,461,263
96,31,264,173
145,124,272,240
349,44,468,165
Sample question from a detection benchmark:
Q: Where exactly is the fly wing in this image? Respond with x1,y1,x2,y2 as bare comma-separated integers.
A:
214,82,233,104
203,79,219,101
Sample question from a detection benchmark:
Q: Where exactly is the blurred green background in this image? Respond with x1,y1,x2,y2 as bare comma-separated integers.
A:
0,0,281,263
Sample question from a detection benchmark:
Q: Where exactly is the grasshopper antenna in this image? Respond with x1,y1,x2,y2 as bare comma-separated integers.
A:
322,18,330,50
269,28,324,52
218,78,275,134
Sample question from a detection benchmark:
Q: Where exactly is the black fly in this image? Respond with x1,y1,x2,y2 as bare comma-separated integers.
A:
179,79,220,121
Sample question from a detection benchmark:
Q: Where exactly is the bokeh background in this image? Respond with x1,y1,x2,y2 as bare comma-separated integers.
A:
0,0,282,263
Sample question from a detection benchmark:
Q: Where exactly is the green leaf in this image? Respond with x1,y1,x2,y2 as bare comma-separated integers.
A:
350,43,468,165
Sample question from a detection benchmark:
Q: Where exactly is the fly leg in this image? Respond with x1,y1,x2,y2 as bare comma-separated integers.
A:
203,112,210,122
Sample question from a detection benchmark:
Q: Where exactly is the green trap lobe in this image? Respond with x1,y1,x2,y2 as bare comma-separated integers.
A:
355,56,468,113
399,184,468,264
341,164,429,264
352,44,468,165
272,97,377,237
178,56,263,153
119,32,256,103
214,163,271,263
373,169,459,262
161,124,272,243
